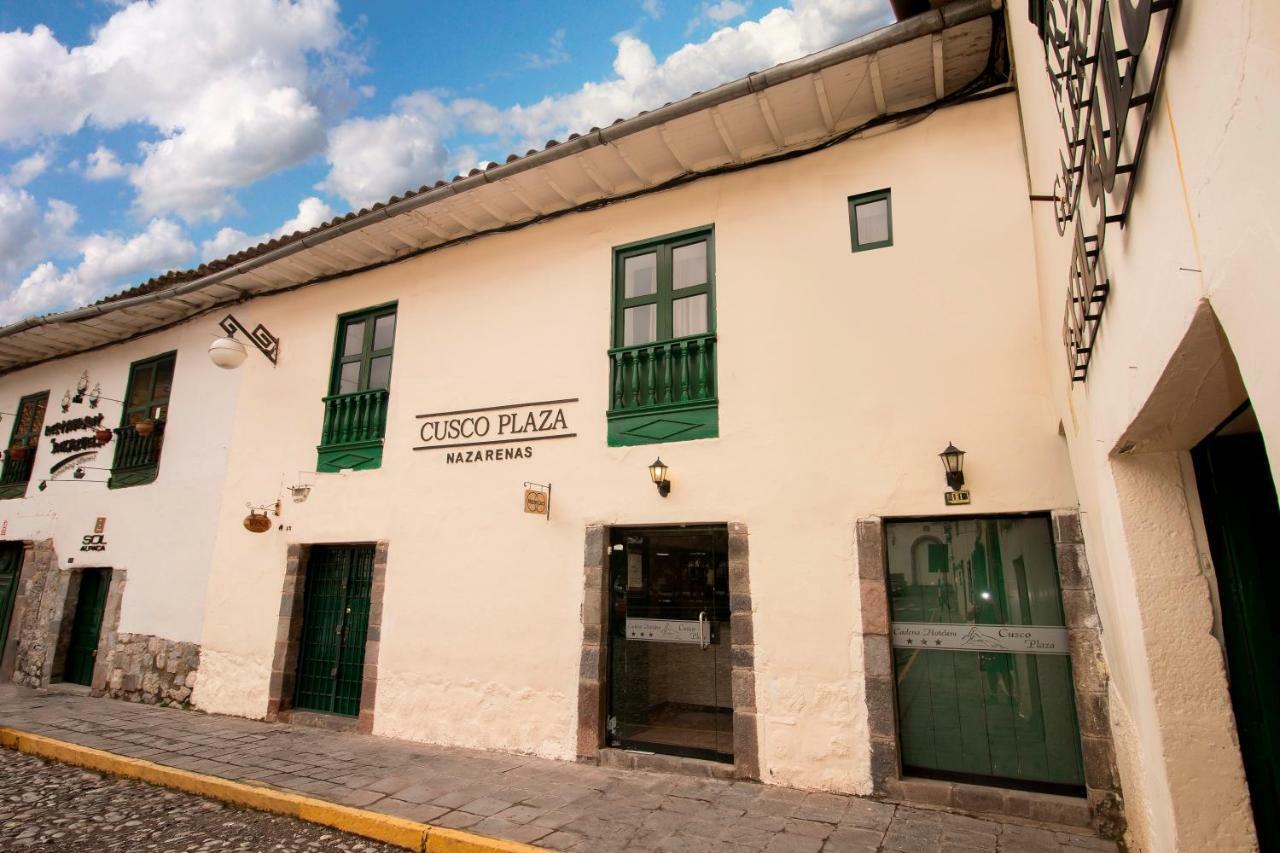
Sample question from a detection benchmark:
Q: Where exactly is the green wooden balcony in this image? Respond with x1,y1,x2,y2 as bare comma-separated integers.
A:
109,424,163,489
317,388,389,472
607,333,718,446
0,450,36,499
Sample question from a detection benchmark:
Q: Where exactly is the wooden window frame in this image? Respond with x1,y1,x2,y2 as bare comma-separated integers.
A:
0,391,49,499
109,351,176,489
612,226,716,347
329,302,398,396
848,188,893,252
317,302,397,473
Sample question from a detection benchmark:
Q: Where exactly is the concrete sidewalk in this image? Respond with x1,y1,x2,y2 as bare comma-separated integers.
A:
0,685,1116,853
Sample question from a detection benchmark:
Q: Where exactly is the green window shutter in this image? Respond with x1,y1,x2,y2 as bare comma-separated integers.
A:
0,391,49,499
848,188,893,252
607,226,719,447
318,303,397,472
109,352,176,489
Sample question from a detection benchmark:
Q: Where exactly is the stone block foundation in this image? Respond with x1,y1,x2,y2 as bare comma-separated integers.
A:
104,633,200,707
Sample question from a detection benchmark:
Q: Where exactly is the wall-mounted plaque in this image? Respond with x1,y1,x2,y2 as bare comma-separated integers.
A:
626,618,707,645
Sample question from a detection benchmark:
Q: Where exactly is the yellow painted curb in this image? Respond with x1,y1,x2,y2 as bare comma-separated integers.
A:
0,727,541,853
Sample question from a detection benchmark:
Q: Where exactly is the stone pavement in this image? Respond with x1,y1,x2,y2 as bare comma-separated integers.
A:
0,748,401,851
0,685,1117,852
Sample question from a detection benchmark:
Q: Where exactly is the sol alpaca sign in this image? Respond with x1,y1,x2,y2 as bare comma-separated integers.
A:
1034,0,1178,381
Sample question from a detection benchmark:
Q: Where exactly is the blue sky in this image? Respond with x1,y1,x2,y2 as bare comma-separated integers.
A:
0,0,892,323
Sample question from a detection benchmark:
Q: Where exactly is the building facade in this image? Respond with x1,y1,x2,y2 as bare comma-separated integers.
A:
0,2,1274,850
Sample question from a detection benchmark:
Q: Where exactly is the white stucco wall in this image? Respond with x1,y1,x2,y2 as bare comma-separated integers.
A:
189,92,1075,793
0,323,239,644
1008,0,1280,849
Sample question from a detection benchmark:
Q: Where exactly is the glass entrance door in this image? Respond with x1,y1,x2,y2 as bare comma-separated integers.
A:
886,516,1085,794
607,525,732,763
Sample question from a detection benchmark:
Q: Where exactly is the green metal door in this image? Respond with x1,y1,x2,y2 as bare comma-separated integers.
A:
0,544,23,656
1193,416,1280,851
887,517,1085,794
65,569,109,686
295,545,374,716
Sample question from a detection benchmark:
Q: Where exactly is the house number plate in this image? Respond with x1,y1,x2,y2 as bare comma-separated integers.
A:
626,618,706,644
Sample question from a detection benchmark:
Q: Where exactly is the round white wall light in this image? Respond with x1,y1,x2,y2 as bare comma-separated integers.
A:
209,336,248,369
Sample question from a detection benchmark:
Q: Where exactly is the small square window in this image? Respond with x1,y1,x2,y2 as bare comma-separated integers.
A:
848,189,892,252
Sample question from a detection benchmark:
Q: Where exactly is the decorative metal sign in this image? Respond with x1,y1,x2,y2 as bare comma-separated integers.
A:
44,413,107,454
944,490,971,506
626,618,708,645
414,398,578,464
892,622,1069,654
1034,0,1178,381
523,482,551,519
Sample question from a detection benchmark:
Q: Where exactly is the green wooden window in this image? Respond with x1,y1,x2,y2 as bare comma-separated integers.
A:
849,189,892,252
318,303,397,472
0,391,48,499
110,352,175,489
608,226,718,447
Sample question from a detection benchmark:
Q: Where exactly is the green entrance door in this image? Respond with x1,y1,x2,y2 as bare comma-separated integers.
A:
64,568,109,686
295,544,374,716
887,516,1085,794
1192,404,1280,851
0,543,23,657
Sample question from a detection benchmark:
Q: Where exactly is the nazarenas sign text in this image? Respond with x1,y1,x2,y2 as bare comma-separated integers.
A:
413,397,577,464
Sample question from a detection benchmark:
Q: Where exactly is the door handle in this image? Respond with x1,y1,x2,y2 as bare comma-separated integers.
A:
699,611,709,649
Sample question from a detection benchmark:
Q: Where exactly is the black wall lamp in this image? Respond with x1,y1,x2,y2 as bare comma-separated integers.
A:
649,457,671,497
209,314,280,369
939,442,966,491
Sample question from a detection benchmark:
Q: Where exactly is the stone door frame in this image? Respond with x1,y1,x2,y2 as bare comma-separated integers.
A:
267,541,388,733
576,522,760,780
857,510,1124,837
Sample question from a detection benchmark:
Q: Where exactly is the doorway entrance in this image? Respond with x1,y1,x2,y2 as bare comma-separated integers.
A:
63,568,110,686
1192,402,1280,850
0,544,22,660
886,516,1085,795
607,525,732,763
294,544,375,716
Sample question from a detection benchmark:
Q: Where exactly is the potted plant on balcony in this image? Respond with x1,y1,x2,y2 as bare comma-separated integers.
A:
95,427,113,444
8,444,26,461
133,418,155,437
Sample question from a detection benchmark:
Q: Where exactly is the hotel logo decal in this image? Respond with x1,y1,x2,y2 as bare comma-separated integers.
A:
1037,0,1178,382
414,398,577,464
891,621,1068,655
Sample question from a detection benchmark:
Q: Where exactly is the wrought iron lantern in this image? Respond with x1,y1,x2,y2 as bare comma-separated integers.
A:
649,457,671,498
939,442,966,491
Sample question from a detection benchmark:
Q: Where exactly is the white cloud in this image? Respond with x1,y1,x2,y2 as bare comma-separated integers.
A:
641,0,665,19
320,92,456,208
0,0,358,220
7,150,52,186
0,218,193,323
198,196,335,260
0,186,78,294
520,29,570,70
706,1,750,22
83,146,128,181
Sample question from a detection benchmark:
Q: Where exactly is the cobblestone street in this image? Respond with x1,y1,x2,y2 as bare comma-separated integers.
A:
0,749,399,852
0,686,1118,852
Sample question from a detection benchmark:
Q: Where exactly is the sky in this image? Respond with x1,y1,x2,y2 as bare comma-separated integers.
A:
0,0,893,324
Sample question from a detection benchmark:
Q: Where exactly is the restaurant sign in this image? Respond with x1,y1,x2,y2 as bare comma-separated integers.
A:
414,398,577,464
1034,0,1178,381
892,621,1068,655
